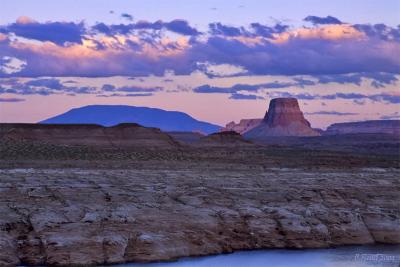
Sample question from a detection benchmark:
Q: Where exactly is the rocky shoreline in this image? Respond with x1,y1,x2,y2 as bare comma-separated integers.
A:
0,164,399,266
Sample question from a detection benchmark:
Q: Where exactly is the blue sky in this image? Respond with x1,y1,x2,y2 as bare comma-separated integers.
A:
1,0,399,27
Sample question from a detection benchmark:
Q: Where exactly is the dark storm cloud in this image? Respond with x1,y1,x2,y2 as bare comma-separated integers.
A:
304,15,343,25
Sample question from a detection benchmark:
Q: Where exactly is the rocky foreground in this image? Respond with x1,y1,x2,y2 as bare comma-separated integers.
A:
0,121,399,266
0,165,399,266
0,166,399,266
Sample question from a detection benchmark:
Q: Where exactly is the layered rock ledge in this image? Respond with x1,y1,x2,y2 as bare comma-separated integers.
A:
0,165,399,266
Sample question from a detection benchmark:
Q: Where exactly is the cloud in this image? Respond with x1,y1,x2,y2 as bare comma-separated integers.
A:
121,13,133,21
229,93,264,100
354,23,400,42
193,84,234,94
0,78,96,95
209,23,243,36
304,16,343,25
0,56,26,74
315,72,398,88
101,84,115,91
100,84,162,93
116,86,162,92
304,111,358,116
267,91,400,104
25,78,65,90
96,92,153,97
250,23,288,38
165,20,200,36
0,78,164,97
0,18,399,78
380,112,400,120
1,16,85,45
0,97,25,102
192,79,316,94
196,62,248,77
92,19,200,36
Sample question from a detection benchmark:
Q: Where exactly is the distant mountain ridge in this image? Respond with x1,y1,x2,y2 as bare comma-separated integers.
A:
324,120,400,135
40,105,221,134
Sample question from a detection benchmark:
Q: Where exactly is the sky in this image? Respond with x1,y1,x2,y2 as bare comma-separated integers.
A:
0,0,399,128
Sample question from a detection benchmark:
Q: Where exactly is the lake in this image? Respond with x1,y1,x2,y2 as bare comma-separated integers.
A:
116,245,400,267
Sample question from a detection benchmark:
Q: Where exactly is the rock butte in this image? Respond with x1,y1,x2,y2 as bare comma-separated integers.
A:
245,98,320,138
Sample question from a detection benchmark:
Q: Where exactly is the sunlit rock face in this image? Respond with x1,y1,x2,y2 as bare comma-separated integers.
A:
245,98,321,138
324,120,400,136
220,119,263,135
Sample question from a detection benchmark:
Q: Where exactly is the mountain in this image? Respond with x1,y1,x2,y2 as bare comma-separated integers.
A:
324,120,400,135
40,105,221,134
244,98,320,138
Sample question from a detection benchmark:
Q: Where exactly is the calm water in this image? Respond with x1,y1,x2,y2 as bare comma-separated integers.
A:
116,245,400,267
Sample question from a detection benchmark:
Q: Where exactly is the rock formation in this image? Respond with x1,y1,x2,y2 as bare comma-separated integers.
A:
40,105,221,134
199,131,253,146
168,131,205,144
245,98,320,138
220,119,263,134
324,120,400,136
0,123,178,149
